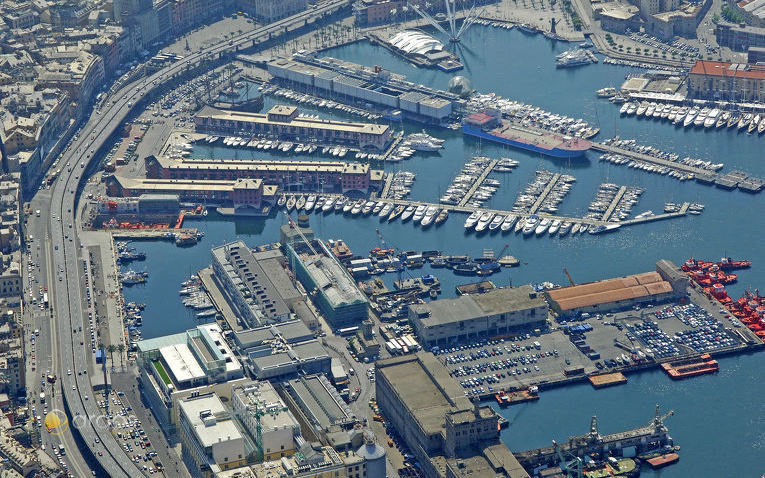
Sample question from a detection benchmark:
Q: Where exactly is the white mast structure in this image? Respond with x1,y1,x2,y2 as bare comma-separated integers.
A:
407,0,483,42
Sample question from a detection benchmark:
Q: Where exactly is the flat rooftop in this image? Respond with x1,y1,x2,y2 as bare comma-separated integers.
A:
234,320,313,348
197,106,389,135
159,343,205,384
234,382,299,433
155,156,372,175
377,353,471,436
411,286,546,327
178,394,242,448
111,176,262,192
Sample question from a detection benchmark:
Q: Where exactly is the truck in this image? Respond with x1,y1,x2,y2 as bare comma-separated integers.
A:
43,293,49,308
58,444,65,455
39,392,45,403
533,341,541,350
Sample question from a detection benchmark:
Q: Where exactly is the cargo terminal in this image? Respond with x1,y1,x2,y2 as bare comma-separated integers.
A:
436,260,762,401
265,54,462,123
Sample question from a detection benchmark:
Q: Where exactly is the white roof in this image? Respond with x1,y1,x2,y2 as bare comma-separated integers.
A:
389,30,443,56
159,343,206,384
179,395,243,448
199,323,242,374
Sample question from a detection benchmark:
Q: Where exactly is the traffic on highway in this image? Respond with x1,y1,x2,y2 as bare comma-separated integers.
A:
28,1,351,476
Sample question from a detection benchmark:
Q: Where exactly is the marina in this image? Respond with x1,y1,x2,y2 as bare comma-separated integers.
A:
268,187,696,235
106,23,765,478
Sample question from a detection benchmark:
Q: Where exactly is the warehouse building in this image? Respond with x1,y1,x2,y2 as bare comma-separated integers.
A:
105,175,277,212
376,353,528,478
687,60,765,102
546,270,676,317
211,241,295,328
266,55,459,122
408,286,548,347
145,155,383,194
231,381,301,461
195,105,392,151
284,238,369,330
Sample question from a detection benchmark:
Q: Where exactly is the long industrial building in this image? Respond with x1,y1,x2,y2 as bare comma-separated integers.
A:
105,175,278,212
408,286,548,347
545,261,687,317
211,241,296,328
145,155,384,194
195,105,392,150
687,60,765,102
376,353,529,478
266,54,462,122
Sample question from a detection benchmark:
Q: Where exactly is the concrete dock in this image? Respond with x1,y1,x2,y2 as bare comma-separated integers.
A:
528,173,562,214
601,186,628,221
379,173,395,199
457,159,500,207
282,193,692,229
591,142,713,177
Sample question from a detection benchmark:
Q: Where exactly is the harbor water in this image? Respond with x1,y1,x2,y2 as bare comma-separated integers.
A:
121,25,764,476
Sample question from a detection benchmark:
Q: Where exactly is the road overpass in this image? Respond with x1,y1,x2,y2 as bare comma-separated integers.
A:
36,1,352,476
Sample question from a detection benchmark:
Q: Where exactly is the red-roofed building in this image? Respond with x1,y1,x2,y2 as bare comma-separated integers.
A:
688,60,765,101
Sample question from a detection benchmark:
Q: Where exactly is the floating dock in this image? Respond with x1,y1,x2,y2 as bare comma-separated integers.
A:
282,194,693,230
591,142,711,177
600,186,628,221
528,173,562,214
588,372,627,389
457,159,500,207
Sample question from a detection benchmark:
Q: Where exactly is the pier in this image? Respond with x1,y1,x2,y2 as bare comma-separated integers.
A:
619,202,689,225
108,228,198,240
456,159,500,207
379,173,395,199
514,408,675,469
601,186,627,221
591,142,713,177
281,193,694,229
528,173,562,214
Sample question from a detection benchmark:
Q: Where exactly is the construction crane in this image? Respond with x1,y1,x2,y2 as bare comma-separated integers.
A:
284,212,320,262
563,267,575,286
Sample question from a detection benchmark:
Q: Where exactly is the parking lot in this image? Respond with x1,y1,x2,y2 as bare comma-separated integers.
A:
436,299,747,395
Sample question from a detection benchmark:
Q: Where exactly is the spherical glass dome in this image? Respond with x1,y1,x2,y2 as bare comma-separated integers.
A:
448,76,472,98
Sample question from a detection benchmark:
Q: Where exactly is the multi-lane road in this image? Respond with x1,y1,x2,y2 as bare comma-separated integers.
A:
29,1,351,476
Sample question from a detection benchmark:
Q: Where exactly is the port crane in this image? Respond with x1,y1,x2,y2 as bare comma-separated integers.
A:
646,404,674,433
553,440,583,478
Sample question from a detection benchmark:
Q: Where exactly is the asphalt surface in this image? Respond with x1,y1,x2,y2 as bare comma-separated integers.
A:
28,1,352,476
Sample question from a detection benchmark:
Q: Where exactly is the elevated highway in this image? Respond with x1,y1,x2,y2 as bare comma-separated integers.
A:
39,1,352,476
